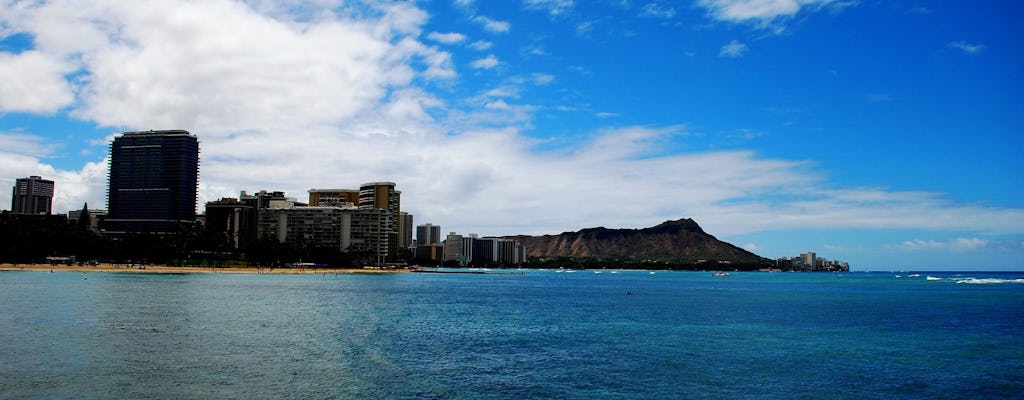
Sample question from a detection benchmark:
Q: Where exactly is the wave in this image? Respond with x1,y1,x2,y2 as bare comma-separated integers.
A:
954,278,1024,285
926,276,943,281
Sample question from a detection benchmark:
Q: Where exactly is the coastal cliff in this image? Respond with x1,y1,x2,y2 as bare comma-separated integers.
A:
511,218,766,266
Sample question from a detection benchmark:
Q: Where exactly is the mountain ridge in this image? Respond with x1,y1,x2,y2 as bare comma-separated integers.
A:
510,218,766,266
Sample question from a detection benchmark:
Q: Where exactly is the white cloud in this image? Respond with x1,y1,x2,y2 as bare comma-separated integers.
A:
524,0,574,16
484,99,511,110
469,40,493,51
948,40,985,54
427,31,466,44
0,51,75,113
0,133,60,158
640,3,676,19
471,54,500,69
474,16,511,33
719,40,748,58
2,0,1023,246
575,21,595,36
532,73,555,85
887,238,998,252
1,0,453,133
699,0,854,28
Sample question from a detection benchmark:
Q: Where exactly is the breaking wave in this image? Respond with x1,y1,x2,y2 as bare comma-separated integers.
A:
953,278,1024,285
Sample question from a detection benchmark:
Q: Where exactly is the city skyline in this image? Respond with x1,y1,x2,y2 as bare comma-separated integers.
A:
0,1,1022,270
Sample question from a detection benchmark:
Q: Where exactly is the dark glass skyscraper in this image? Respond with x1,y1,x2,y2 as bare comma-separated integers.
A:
104,130,199,234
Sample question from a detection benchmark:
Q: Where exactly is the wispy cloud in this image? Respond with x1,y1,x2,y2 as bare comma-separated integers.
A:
427,31,466,44
886,237,1007,252
640,3,676,19
524,0,574,16
948,40,985,54
575,21,595,36
475,16,511,33
532,73,555,85
469,40,493,51
699,0,856,30
719,40,748,58
471,54,500,69
0,132,60,158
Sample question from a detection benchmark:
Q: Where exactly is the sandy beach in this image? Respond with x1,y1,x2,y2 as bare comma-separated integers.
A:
0,263,407,274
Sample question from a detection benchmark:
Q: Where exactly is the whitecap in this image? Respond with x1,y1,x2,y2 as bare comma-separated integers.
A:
926,276,942,281
955,278,1024,284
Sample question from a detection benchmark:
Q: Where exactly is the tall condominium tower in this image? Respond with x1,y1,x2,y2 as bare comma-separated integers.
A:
359,182,401,262
11,176,54,215
104,130,200,234
416,223,441,245
398,211,413,249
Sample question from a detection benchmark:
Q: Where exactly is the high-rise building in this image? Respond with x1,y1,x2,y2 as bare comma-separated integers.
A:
257,205,388,264
308,189,359,207
416,223,441,246
497,238,526,266
802,252,816,271
104,130,200,234
443,232,463,262
205,197,256,249
472,237,499,264
11,176,54,215
398,212,413,250
359,182,400,262
240,190,290,210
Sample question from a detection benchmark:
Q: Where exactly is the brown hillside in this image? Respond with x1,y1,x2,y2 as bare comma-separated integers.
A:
511,218,764,263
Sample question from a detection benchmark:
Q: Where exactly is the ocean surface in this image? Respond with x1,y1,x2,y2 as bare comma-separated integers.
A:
1,269,1022,399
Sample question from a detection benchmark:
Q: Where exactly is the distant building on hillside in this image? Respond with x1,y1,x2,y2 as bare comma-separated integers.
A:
781,251,848,271
103,130,199,234
11,176,54,215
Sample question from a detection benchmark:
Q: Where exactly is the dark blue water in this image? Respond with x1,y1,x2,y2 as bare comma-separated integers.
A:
1,270,1022,399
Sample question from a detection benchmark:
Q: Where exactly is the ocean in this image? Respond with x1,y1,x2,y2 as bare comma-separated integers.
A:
1,269,1021,399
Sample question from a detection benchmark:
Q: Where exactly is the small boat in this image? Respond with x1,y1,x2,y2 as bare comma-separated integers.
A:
713,271,730,277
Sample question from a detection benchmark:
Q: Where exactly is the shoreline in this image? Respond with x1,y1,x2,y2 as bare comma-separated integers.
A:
0,263,407,275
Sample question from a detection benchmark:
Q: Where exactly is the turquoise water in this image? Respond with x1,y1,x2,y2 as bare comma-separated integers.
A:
1,270,1022,399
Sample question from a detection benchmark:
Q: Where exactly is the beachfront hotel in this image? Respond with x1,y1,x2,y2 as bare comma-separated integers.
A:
358,182,402,262
103,130,200,235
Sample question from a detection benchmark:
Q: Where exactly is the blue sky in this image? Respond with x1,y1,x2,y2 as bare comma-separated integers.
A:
1,0,1022,270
